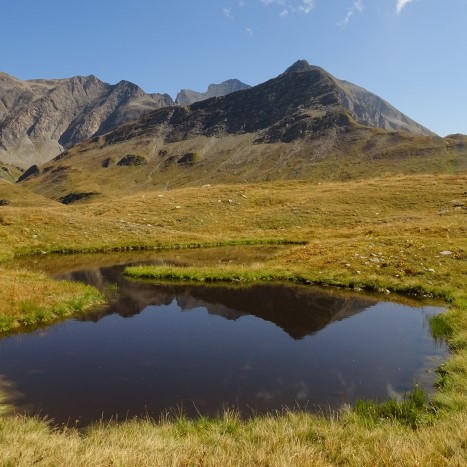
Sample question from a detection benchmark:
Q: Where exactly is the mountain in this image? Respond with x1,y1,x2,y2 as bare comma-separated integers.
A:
288,60,434,136
102,60,435,148
18,60,465,201
0,72,173,168
176,79,252,106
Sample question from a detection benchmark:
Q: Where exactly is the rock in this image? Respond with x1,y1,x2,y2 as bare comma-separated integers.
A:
176,79,251,105
116,154,148,166
17,164,40,182
440,250,452,255
177,152,199,166
102,157,114,168
0,72,173,167
284,60,317,74
58,192,100,204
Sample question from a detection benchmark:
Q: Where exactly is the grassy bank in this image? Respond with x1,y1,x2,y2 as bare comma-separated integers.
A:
0,408,466,466
123,263,459,302
0,173,466,465
0,267,103,333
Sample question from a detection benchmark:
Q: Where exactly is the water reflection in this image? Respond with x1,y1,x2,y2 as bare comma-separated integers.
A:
0,262,447,426
62,265,377,339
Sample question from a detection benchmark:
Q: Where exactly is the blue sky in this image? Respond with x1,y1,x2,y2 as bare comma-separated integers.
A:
2,0,466,136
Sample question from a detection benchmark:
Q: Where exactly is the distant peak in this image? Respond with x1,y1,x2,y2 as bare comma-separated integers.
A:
284,60,314,73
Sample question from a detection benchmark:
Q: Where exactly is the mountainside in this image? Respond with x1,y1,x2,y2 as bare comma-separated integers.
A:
18,61,466,203
104,62,352,146
335,79,432,136
0,72,173,167
1,61,435,170
288,60,434,136
0,161,22,182
176,79,251,106
90,60,436,149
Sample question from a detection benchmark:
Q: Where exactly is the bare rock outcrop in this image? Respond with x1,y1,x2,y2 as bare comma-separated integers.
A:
176,79,251,106
0,72,173,167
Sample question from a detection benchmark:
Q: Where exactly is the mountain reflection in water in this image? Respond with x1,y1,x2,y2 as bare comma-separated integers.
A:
64,265,376,339
0,262,447,427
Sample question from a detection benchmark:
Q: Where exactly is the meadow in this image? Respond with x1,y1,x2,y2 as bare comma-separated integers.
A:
0,173,466,465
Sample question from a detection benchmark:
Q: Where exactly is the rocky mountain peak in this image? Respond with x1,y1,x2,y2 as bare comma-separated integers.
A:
115,80,140,91
0,73,173,167
206,79,246,94
284,60,316,74
175,79,251,106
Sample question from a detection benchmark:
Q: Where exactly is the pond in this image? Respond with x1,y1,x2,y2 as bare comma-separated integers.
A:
0,253,448,426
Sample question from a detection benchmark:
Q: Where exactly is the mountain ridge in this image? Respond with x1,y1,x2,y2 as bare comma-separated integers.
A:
17,60,466,202
2,61,437,169
0,72,173,168
175,79,252,106
100,60,433,148
282,60,434,136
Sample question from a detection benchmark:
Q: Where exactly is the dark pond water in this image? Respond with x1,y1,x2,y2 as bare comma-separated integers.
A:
0,260,447,426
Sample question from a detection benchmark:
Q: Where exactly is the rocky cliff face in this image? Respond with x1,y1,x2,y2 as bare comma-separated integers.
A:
0,72,173,167
335,79,434,136
175,79,251,106
284,60,434,136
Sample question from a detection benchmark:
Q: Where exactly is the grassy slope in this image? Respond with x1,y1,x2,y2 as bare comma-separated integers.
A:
0,174,466,465
0,163,23,183
19,129,467,200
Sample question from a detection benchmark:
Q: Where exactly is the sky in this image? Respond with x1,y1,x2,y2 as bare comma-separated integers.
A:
1,0,466,136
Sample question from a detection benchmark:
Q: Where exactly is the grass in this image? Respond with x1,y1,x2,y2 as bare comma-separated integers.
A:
0,173,466,465
124,264,298,283
0,407,466,466
18,126,467,200
0,267,103,333
123,263,458,301
353,386,434,429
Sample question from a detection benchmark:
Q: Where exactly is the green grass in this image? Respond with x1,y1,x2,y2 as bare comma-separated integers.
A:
123,264,459,305
0,267,103,333
124,264,296,283
354,386,435,429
